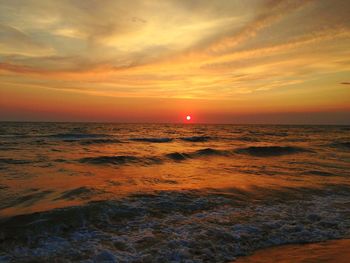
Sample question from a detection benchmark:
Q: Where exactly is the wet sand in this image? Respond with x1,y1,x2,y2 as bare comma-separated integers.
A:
234,239,350,263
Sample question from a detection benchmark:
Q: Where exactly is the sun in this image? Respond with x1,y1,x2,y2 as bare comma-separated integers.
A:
186,115,191,121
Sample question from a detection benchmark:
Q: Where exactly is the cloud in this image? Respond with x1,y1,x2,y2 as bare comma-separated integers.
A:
340,82,350,85
200,27,350,71
0,0,349,103
0,24,54,56
198,0,315,54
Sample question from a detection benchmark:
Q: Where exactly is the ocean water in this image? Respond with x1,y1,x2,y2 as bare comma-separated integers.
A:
0,122,349,262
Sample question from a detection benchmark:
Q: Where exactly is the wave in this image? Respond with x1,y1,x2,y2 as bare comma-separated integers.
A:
0,184,8,190
194,147,230,156
79,148,230,166
166,152,191,161
129,137,173,143
248,131,289,137
1,190,53,209
165,148,231,161
304,170,336,176
1,188,349,262
48,133,112,140
78,138,122,145
130,136,216,143
55,187,106,201
80,155,139,164
179,136,212,142
54,158,68,163
235,146,309,157
330,141,350,150
0,147,17,151
0,158,32,165
236,136,260,142
166,148,231,161
79,155,162,166
0,134,30,138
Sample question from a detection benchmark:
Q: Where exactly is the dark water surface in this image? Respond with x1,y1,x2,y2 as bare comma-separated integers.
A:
0,123,350,262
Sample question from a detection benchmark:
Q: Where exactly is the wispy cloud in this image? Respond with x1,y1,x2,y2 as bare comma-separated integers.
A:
200,0,315,54
0,24,54,56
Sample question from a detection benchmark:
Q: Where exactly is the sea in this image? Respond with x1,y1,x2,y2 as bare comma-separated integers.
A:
0,122,349,262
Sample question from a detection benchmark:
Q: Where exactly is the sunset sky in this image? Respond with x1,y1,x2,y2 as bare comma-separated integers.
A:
0,0,349,124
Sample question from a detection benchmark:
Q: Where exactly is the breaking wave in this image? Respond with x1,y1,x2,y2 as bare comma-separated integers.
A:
1,187,349,262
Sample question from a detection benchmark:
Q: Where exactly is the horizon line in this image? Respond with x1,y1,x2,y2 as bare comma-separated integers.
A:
0,120,349,126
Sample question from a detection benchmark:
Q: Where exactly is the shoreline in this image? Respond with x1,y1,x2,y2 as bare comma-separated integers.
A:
234,239,350,262
1,189,349,262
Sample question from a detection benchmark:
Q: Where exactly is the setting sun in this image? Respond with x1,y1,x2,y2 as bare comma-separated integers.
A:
186,115,191,121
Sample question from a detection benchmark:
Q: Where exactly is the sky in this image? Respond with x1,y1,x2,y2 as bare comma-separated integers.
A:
0,0,349,124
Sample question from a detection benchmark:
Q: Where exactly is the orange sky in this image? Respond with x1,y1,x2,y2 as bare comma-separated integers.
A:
0,0,349,124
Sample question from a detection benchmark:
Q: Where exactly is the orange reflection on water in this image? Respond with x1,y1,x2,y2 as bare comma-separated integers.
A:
2,152,350,218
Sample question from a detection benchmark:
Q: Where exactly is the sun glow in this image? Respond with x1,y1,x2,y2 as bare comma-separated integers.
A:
186,115,191,121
